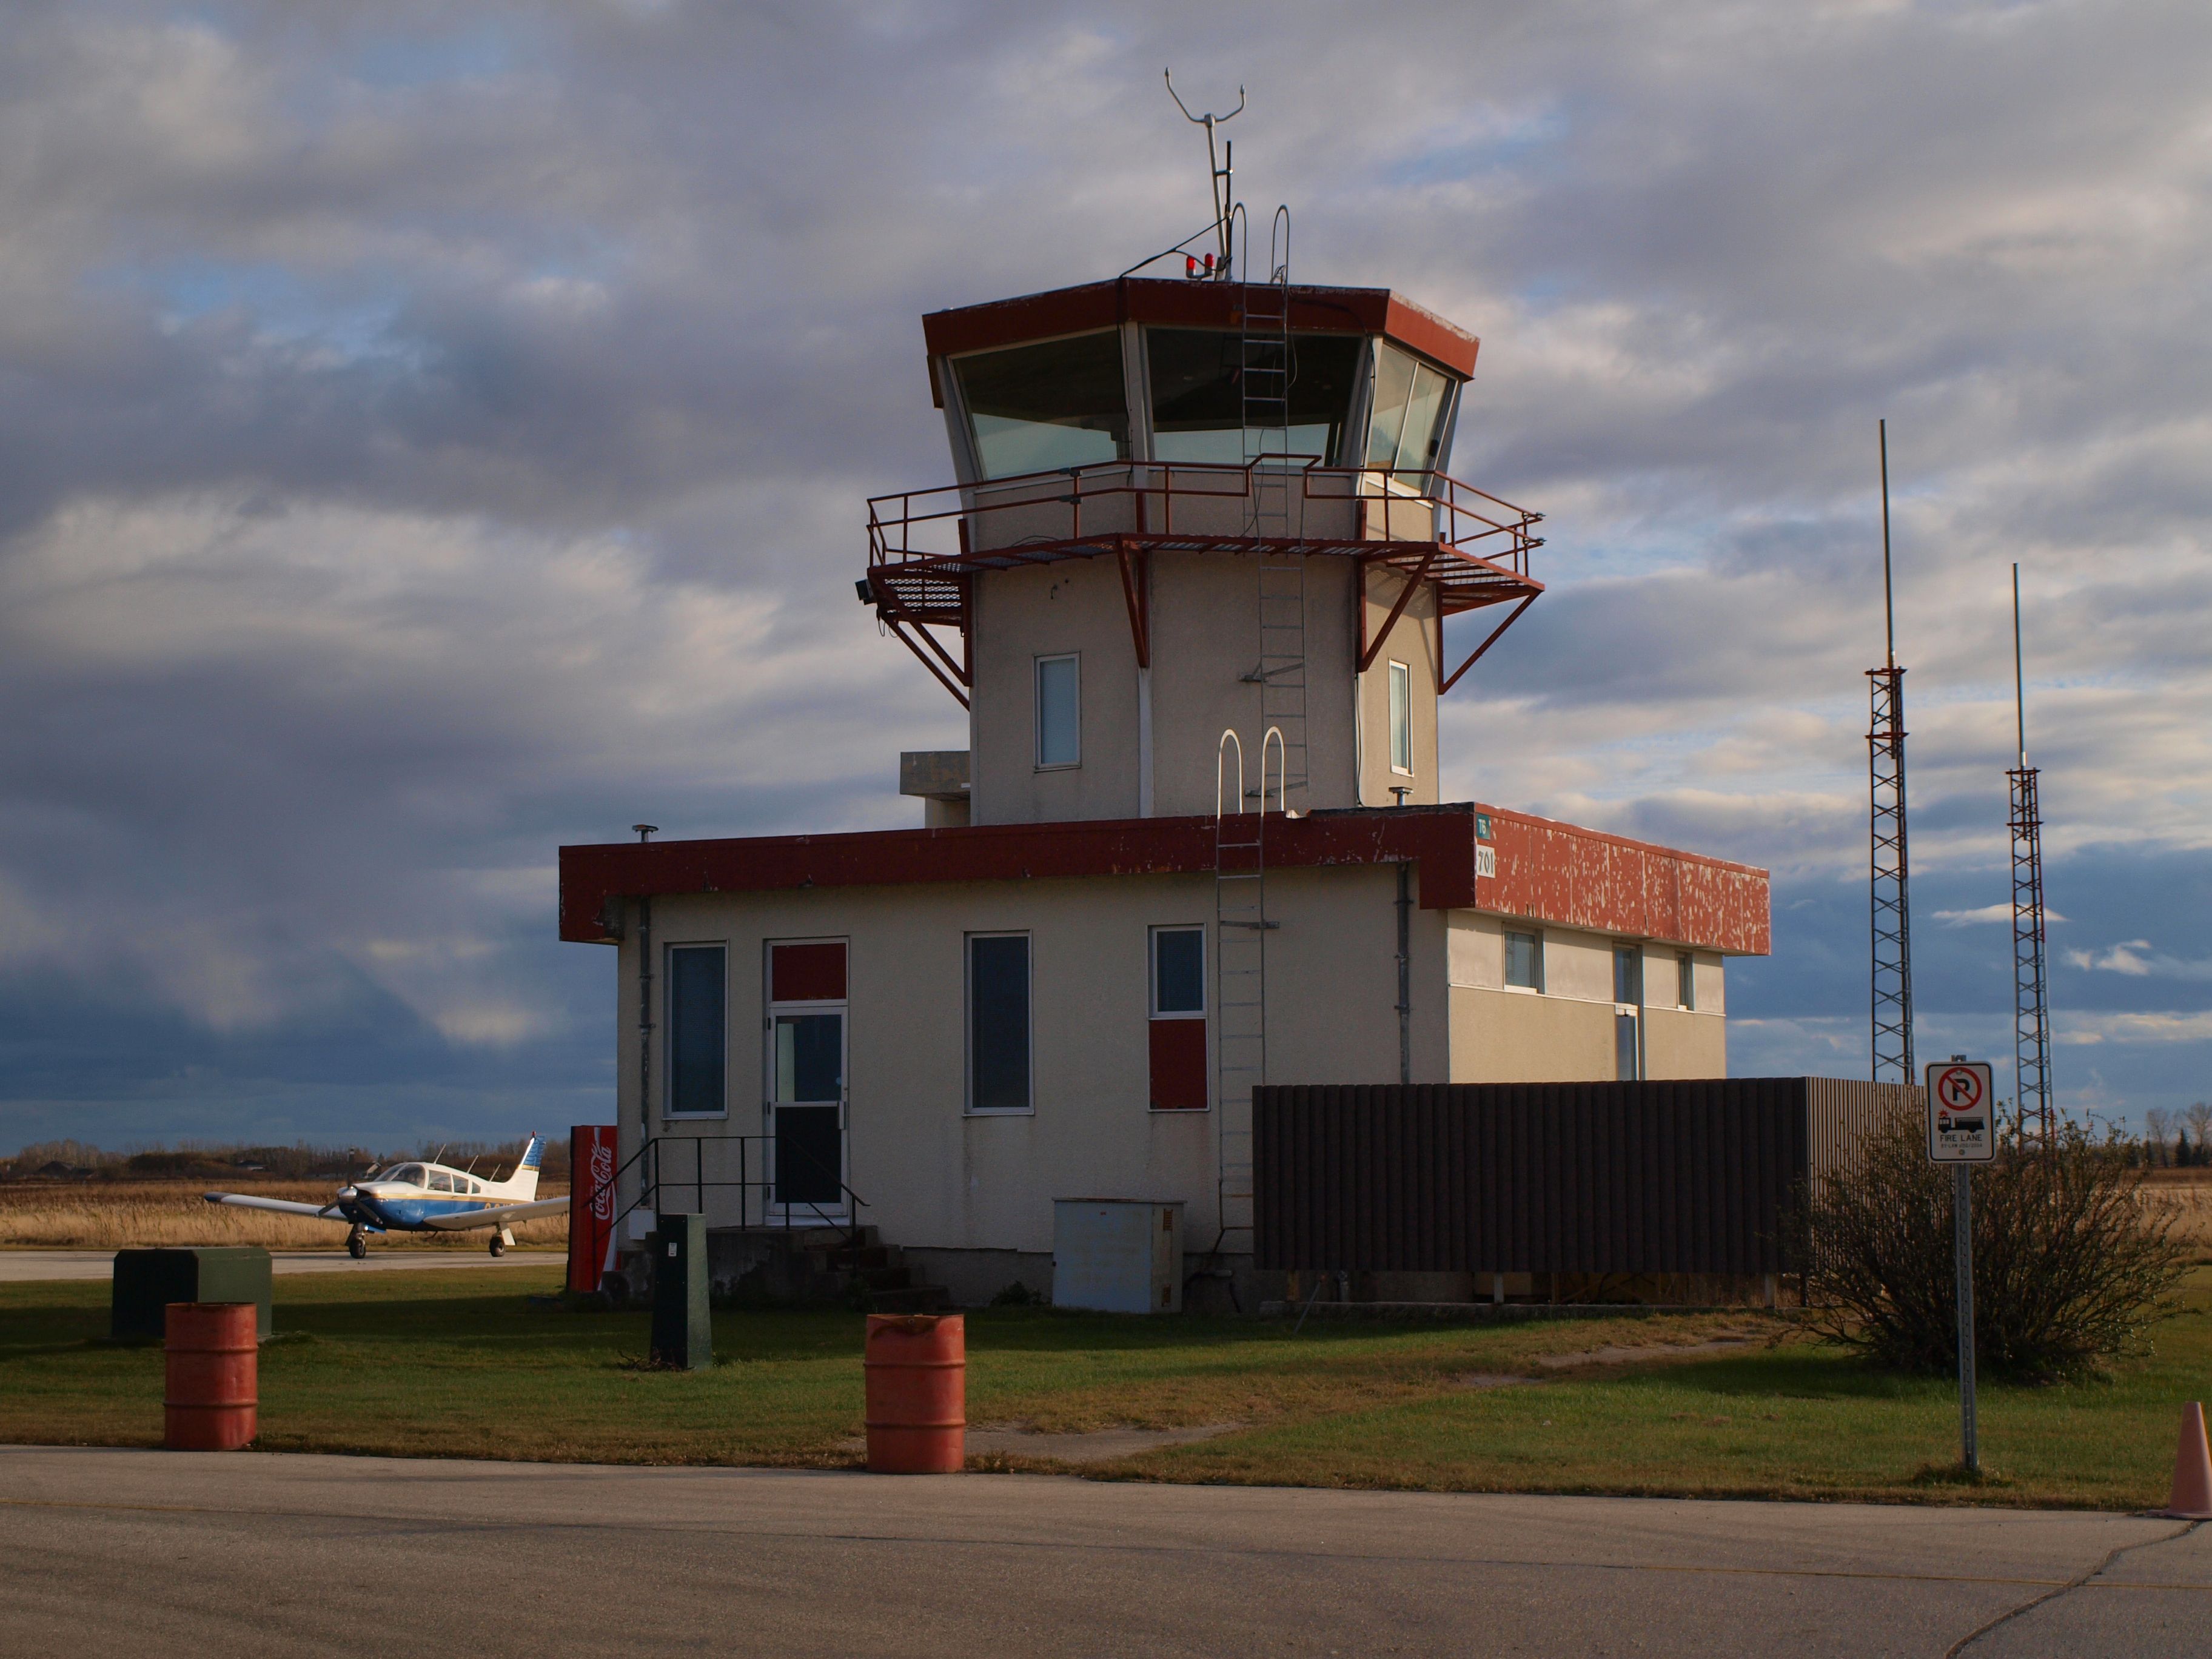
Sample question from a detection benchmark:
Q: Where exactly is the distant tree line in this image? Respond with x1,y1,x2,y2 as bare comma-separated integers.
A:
2,1134,568,1184
2137,1104,2212,1168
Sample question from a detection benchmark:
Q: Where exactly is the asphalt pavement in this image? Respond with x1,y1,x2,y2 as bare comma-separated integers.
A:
0,1248,562,1281
0,1446,2201,1657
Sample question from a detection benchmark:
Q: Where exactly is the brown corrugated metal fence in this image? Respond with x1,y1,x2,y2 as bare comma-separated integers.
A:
1253,1079,1919,1276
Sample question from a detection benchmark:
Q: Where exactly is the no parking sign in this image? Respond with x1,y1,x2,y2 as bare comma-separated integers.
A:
1926,1061,1996,1163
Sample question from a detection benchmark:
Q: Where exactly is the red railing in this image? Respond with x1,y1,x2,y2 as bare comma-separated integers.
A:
865,458,1542,578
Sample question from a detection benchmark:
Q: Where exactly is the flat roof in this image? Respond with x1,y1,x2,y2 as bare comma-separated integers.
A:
559,803,1769,956
920,277,1481,392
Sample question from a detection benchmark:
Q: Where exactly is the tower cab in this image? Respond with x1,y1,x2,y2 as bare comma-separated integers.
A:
860,276,1544,826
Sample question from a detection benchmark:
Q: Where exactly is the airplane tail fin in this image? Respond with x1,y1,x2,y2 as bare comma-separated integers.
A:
501,1134,545,1199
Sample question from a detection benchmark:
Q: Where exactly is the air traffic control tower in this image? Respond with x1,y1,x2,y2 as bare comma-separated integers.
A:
859,270,1545,826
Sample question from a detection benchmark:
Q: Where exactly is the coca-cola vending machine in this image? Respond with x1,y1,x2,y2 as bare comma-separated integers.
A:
567,1125,618,1294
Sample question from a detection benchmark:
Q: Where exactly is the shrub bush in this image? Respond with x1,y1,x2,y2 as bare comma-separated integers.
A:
1802,1113,2189,1377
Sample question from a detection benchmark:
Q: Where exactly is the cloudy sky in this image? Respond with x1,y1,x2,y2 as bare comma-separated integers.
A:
3,1,2207,1154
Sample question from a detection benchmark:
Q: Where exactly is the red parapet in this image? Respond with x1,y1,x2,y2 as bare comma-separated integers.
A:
559,803,1769,957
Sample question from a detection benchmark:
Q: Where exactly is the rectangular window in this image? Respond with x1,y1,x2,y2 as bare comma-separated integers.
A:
1616,1011,1641,1082
1504,930,1543,992
1614,945,1643,1007
667,944,726,1116
1389,660,1412,774
1036,654,1080,769
1677,951,1696,1011
967,933,1031,1113
1151,927,1205,1016
1364,340,1455,477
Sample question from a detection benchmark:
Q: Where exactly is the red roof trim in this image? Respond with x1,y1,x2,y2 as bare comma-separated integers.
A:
559,804,1768,956
919,278,1480,379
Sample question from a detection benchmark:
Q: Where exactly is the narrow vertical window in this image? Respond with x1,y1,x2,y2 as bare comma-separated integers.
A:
1388,660,1412,774
1616,1012,1641,1082
666,945,726,1116
1677,951,1696,1011
1036,654,1080,768
1614,945,1642,1007
1504,930,1543,992
967,933,1032,1113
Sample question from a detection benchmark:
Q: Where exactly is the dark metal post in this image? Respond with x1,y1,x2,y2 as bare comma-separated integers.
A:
1954,1162,1979,1472
1868,423,1914,1084
1395,862,1412,1085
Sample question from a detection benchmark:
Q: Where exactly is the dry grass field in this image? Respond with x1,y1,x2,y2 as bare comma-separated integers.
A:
2141,1169,2212,1256
0,1179,569,1250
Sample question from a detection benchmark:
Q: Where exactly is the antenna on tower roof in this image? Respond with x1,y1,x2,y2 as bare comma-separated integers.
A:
1165,69,1242,278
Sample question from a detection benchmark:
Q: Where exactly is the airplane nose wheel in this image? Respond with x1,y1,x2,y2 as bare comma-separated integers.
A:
488,1235,506,1258
346,1227,367,1260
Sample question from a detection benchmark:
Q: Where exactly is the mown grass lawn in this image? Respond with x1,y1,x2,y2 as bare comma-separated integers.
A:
3,1261,2205,1509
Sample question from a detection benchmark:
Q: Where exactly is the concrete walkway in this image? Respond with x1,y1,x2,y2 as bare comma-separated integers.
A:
0,1447,2200,1657
0,1248,563,1282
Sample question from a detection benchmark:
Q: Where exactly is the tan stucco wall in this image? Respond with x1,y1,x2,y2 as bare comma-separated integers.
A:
1447,985,1617,1082
1444,911,1728,1082
969,558,1142,825
965,546,1447,824
1643,1004,1728,1077
1147,551,1364,817
1356,566,1440,806
614,863,1449,1256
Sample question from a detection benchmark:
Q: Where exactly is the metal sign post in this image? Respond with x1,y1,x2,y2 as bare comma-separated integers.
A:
1926,1057,1994,1473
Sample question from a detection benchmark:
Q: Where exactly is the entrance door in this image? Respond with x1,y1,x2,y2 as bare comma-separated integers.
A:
766,941,848,1224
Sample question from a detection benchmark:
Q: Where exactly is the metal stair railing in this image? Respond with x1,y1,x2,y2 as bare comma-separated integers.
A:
577,1134,871,1261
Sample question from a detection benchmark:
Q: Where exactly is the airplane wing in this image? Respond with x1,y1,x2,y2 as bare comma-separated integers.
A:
204,1192,346,1220
415,1197,569,1232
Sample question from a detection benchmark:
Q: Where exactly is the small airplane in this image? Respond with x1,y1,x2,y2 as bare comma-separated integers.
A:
205,1134,565,1259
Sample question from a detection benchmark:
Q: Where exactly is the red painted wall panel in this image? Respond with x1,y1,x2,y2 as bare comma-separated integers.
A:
1149,1018,1208,1111
770,940,846,1002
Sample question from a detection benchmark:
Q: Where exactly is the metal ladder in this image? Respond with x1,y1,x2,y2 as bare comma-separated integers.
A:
1213,729,1282,1256
1240,207,1309,807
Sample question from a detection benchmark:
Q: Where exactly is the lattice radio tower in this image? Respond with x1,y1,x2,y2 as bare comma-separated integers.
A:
2008,563,2053,1144
1868,421,1914,1084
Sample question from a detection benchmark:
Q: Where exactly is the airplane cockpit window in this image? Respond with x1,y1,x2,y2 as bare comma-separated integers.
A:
428,1171,453,1192
390,1164,426,1187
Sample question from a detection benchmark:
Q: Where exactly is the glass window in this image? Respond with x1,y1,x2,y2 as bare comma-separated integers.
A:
1364,341,1454,477
1036,654,1079,768
1677,951,1696,1011
968,934,1031,1113
427,1170,452,1193
1616,1011,1641,1081
668,944,726,1116
1145,329,1362,464
1151,927,1205,1017
389,1164,425,1187
1505,931,1543,992
1614,945,1643,1007
954,332,1128,478
773,1014,843,1104
1389,660,1412,774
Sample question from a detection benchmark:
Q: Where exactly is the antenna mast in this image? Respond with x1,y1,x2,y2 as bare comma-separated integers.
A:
1165,70,1242,276
1868,421,1914,1085
2008,563,2053,1144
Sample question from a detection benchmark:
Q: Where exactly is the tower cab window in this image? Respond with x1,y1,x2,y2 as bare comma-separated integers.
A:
954,332,1128,478
1365,341,1454,480
1145,329,1362,464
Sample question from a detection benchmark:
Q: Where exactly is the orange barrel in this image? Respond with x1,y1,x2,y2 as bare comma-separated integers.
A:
164,1302,258,1451
863,1313,964,1473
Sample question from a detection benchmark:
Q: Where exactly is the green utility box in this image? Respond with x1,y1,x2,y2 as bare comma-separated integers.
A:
112,1247,273,1342
648,1213,711,1370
